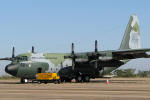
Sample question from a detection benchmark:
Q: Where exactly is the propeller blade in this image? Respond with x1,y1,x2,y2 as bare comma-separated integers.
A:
72,58,75,70
72,43,74,55
64,43,76,70
32,46,34,53
72,43,75,70
0,57,12,61
95,40,98,53
12,47,15,58
94,40,99,69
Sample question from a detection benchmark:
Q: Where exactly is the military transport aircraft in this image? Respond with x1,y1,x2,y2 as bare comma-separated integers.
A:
1,14,150,83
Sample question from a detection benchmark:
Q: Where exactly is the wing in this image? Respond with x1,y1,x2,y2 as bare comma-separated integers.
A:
112,48,150,60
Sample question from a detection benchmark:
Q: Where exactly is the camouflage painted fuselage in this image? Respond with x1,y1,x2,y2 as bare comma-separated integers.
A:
7,50,127,79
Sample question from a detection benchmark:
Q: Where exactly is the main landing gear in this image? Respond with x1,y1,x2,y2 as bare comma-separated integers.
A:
75,75,90,83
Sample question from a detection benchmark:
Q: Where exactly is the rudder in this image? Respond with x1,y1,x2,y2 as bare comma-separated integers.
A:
119,14,141,50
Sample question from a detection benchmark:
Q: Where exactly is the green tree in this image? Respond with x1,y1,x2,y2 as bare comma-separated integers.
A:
114,69,136,77
137,71,149,77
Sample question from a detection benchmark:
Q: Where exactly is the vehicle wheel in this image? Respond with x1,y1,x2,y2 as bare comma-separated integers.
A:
32,80,34,83
54,80,58,84
84,76,90,82
75,76,82,83
44,81,48,84
38,81,41,84
57,80,61,84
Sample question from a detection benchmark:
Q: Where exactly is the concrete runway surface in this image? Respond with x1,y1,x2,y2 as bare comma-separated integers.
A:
0,78,150,100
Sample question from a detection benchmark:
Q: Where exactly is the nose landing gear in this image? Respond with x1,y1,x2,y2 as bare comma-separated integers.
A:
20,78,28,84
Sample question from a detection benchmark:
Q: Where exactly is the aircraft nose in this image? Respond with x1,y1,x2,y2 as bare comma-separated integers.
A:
5,64,18,76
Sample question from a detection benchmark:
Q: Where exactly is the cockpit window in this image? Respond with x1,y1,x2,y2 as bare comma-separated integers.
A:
22,56,28,60
15,56,28,61
20,63,29,67
20,63,25,67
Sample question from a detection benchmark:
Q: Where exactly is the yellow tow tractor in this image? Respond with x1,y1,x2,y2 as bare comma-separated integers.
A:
36,73,60,84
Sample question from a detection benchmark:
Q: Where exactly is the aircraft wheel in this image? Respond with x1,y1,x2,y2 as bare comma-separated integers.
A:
24,79,28,83
20,78,28,84
20,78,25,83
75,76,82,83
83,76,90,82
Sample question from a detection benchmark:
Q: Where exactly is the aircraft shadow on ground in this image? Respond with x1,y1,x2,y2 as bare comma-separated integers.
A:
89,80,141,83
0,79,145,84
0,82,21,84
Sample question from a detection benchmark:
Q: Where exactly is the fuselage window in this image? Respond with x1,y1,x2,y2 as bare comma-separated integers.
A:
20,63,28,67
15,56,28,61
21,63,25,67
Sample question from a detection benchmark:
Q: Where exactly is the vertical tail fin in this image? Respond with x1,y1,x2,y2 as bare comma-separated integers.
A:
119,14,141,50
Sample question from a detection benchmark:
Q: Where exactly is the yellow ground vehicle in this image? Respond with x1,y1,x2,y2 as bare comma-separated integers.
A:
36,73,60,84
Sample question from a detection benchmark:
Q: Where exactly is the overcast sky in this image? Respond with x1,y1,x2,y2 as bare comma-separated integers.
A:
0,0,150,76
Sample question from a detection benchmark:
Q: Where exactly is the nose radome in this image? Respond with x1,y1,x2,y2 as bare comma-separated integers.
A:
5,64,18,76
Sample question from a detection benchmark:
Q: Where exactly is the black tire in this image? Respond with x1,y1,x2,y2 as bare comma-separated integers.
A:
44,81,48,84
75,76,82,83
20,78,28,84
38,81,41,84
54,80,58,84
57,80,61,84
20,78,25,83
83,76,90,82
32,80,34,83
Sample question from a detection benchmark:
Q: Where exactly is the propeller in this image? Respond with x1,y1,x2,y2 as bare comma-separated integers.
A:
87,40,99,69
0,47,15,61
71,43,76,70
92,40,108,67
12,47,15,58
94,40,99,69
64,43,76,70
95,40,98,53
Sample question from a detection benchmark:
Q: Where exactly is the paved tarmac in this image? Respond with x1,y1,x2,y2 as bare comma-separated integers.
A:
0,78,150,100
